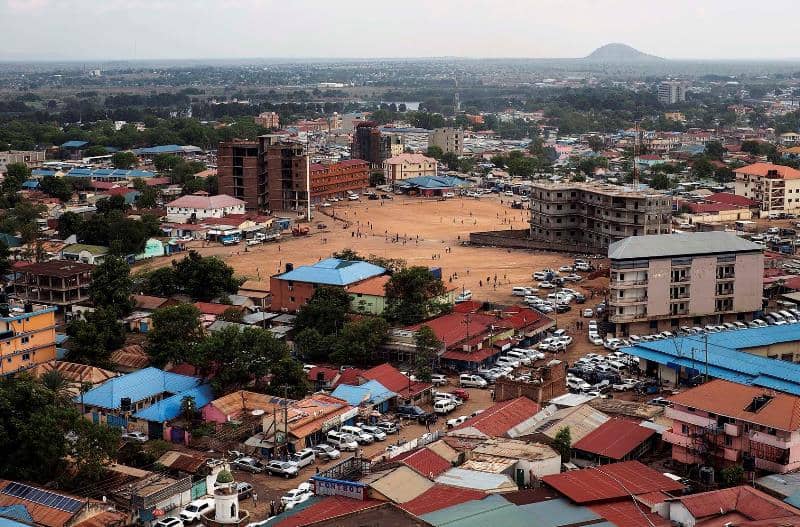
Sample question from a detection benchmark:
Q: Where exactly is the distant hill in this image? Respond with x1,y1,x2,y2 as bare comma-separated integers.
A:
584,43,664,62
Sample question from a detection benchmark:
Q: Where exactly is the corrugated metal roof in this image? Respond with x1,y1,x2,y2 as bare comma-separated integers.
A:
365,466,433,503
401,485,486,517
276,257,385,286
451,397,540,438
589,501,671,527
133,385,213,423
77,367,200,410
623,325,800,396
542,461,684,504
434,468,518,493
329,380,395,406
608,231,761,260
421,494,528,527
572,418,656,460
517,498,602,527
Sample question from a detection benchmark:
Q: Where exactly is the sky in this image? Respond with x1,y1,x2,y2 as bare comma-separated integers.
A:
0,0,797,61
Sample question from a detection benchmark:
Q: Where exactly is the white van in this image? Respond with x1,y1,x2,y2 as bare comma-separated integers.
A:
505,350,532,366
460,374,487,388
340,425,374,444
290,448,316,468
433,399,456,414
326,431,358,451
495,356,520,369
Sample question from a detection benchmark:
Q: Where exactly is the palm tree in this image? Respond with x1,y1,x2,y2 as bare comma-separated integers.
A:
41,369,72,402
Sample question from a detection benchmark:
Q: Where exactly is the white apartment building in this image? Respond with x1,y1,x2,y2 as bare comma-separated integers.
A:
734,162,800,217
608,232,763,335
657,81,688,105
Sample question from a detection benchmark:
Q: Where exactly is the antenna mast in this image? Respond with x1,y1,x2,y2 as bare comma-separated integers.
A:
632,121,640,189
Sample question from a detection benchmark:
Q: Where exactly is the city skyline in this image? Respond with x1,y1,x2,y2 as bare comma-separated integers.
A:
1,0,798,61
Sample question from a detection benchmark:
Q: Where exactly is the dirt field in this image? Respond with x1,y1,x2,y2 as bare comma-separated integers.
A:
136,194,609,361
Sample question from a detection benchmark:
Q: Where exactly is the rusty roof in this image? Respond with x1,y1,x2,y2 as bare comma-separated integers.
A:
156,451,207,474
401,485,486,516
109,344,150,370
451,397,540,438
677,486,800,523
542,461,685,504
572,418,656,460
0,480,82,527
347,275,390,297
589,500,671,527
392,447,452,479
668,379,800,432
36,360,117,386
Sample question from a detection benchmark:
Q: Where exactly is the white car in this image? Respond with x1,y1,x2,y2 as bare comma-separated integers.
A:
538,281,556,289
567,378,591,391
348,195,359,201
180,499,215,523
358,424,387,441
612,378,638,391
431,374,448,386
122,431,148,443
156,518,184,527
311,444,341,460
582,308,593,317
446,415,469,428
589,335,604,346
281,483,313,508
559,265,574,272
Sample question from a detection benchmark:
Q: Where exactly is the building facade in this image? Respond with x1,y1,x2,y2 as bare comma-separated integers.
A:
217,135,309,212
12,261,94,309
528,182,672,251
383,153,438,184
658,81,688,105
608,232,763,335
253,111,280,129
0,301,57,376
664,379,800,474
0,150,46,173
734,162,800,217
165,193,246,222
310,160,369,203
428,128,464,155
351,122,403,167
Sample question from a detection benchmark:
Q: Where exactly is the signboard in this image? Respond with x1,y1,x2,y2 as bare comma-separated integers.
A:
321,407,359,432
311,476,366,500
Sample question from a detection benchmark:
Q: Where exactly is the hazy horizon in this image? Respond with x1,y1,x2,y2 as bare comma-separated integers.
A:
1,0,798,62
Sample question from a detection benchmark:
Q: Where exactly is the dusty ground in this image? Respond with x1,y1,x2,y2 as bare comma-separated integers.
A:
136,193,609,360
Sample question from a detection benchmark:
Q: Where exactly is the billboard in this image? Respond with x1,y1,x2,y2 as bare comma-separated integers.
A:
311,476,366,500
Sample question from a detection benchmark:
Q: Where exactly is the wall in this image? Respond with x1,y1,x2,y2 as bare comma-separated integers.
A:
734,252,764,313
494,367,566,404
688,256,717,315
269,278,317,312
646,259,671,317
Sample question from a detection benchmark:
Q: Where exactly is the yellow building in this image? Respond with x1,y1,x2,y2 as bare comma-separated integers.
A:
0,302,57,376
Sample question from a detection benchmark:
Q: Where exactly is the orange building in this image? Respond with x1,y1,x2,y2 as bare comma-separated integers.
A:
0,301,57,376
310,160,370,203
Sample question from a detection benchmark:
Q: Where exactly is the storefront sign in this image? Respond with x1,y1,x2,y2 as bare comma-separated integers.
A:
311,476,366,500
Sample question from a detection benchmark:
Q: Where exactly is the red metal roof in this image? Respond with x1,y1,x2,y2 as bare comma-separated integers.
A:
542,461,685,504
193,302,235,316
361,363,431,399
441,346,500,364
452,396,539,437
678,486,800,522
590,500,671,527
392,447,452,479
272,496,383,527
332,367,363,388
401,485,486,516
307,366,339,383
452,300,482,313
572,418,656,460
707,192,757,207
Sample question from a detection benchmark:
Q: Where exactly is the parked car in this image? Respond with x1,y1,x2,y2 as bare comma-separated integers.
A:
431,374,448,386
358,424,387,441
455,290,473,303
649,397,670,407
281,484,313,507
396,405,437,424
266,460,299,478
227,450,246,460
232,457,265,473
612,378,638,391
155,518,184,527
235,482,254,500
122,431,149,443
433,399,456,414
326,431,358,451
459,374,488,388
449,388,470,401
538,281,556,289
289,448,315,468
446,415,469,428
376,421,399,434
311,444,341,460
180,499,215,523
340,425,374,444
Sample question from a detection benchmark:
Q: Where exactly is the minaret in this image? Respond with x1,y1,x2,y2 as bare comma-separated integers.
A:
202,467,250,527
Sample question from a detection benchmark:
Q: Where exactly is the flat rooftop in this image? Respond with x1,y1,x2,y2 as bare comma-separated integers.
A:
609,231,762,260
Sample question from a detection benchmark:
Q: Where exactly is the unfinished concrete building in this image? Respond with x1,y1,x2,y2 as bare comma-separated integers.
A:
528,182,672,251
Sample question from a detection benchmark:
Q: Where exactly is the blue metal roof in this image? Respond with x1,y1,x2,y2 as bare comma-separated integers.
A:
31,169,56,177
77,367,201,410
329,380,395,406
0,505,33,524
133,384,213,423
623,325,800,395
65,168,154,179
422,495,529,527
132,144,202,155
21,180,39,189
61,140,88,148
400,175,469,189
277,258,385,286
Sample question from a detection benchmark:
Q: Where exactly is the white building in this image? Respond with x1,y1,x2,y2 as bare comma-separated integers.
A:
734,162,800,217
166,192,246,223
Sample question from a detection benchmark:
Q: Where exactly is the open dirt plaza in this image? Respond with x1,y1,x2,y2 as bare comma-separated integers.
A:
136,194,610,362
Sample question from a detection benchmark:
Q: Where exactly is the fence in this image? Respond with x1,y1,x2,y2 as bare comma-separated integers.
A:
469,229,603,255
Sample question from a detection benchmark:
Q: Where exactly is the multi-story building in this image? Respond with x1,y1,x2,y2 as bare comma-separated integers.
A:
528,182,672,252
218,135,309,213
253,111,280,129
658,81,688,105
734,162,800,218
664,379,800,473
383,153,437,184
428,128,464,155
608,231,763,335
270,258,386,312
0,150,45,173
0,300,57,376
12,261,94,310
309,160,369,204
351,122,403,167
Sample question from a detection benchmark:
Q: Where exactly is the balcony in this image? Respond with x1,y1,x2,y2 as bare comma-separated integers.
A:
723,448,741,462
662,430,694,448
611,280,648,289
724,423,740,437
610,296,648,306
665,407,716,428
609,312,647,323
750,430,799,449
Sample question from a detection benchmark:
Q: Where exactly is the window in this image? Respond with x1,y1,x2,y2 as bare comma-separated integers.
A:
22,353,30,361
681,424,689,434
725,436,732,447
21,336,30,344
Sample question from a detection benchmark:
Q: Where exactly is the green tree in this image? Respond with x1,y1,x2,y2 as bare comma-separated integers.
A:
83,145,108,157
147,304,203,367
587,135,604,152
89,256,134,317
38,177,73,202
111,151,137,169
136,187,159,209
331,317,389,366
0,240,9,278
385,266,448,325
426,145,444,160
369,171,385,187
692,156,715,178
266,357,310,400
141,267,179,297
172,251,240,301
294,286,351,336
720,465,744,488
441,152,460,171
293,328,328,362
553,426,572,462
57,211,84,238
649,173,673,190
219,307,243,323
704,141,727,161
413,325,442,382
65,308,126,367
2,163,30,196
180,395,198,423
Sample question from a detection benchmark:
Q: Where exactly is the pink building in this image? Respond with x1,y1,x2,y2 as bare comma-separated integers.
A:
664,379,800,474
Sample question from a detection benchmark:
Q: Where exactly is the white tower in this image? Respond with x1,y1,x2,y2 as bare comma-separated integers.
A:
212,469,240,524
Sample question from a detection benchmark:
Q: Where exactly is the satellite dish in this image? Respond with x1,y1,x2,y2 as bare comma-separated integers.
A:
251,409,265,416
